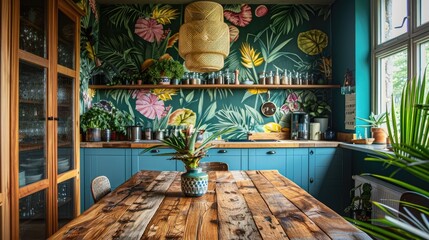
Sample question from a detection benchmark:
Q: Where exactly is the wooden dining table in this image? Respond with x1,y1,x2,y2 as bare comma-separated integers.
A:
51,170,371,239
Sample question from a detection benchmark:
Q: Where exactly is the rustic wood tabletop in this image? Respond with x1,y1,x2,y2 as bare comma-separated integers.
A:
50,170,370,239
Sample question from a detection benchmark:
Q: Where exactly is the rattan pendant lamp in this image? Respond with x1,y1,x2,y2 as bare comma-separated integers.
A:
178,1,230,72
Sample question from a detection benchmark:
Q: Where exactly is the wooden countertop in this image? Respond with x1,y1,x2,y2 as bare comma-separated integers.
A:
50,170,370,239
80,140,341,148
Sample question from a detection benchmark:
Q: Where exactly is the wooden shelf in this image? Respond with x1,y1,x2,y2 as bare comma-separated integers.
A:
89,84,341,90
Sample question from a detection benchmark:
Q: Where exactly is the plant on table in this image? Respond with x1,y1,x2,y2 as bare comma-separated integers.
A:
143,121,235,196
346,68,429,239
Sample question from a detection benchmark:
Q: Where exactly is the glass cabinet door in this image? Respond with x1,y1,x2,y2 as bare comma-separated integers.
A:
19,0,47,58
57,178,75,228
57,74,75,174
19,189,47,239
18,61,47,187
58,10,75,69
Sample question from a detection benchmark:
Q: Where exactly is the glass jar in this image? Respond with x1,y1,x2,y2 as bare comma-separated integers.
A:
215,71,223,84
224,68,231,84
266,71,274,85
259,71,266,85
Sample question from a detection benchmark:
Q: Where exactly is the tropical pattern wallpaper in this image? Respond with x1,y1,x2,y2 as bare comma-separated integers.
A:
80,1,334,139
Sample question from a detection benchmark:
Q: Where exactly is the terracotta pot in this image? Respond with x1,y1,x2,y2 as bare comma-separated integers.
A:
371,127,387,144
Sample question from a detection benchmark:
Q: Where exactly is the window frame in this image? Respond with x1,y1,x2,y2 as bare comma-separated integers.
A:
371,0,429,113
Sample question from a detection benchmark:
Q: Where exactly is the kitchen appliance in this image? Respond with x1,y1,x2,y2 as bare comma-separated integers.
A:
291,112,309,140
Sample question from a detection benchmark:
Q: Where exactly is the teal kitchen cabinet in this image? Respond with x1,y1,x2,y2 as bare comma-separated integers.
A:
286,148,310,191
81,148,132,211
200,148,248,171
249,148,287,176
132,148,178,174
308,147,346,214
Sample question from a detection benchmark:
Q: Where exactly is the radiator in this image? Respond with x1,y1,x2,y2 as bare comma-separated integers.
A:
353,175,406,224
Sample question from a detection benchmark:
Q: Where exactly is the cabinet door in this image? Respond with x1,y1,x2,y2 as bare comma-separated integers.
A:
200,149,246,171
132,148,178,173
82,148,132,210
249,149,287,176
286,148,309,191
309,148,344,214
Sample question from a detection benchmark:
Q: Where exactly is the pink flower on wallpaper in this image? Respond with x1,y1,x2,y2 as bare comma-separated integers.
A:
162,105,172,118
135,18,164,43
131,89,150,99
224,4,252,27
136,93,165,120
280,102,300,113
286,92,301,103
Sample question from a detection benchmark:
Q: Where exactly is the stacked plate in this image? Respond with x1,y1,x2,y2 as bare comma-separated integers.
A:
58,157,70,172
26,173,43,184
19,170,26,186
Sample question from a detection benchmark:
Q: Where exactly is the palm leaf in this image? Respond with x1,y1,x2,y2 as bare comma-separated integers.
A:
103,4,149,39
270,5,314,35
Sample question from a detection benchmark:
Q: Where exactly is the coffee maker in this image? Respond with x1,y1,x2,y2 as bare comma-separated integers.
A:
291,112,309,140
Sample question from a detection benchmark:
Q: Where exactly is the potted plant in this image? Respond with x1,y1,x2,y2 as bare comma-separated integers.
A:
301,98,332,133
80,106,112,142
143,123,235,197
344,183,372,222
146,59,185,85
356,112,387,144
110,108,133,140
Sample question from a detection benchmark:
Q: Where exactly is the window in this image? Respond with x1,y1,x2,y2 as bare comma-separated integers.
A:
373,0,429,114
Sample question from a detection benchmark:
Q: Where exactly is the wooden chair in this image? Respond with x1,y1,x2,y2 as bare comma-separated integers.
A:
399,191,429,228
91,176,111,203
199,162,229,171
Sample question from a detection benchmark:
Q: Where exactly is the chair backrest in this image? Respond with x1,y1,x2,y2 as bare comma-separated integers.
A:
399,191,429,227
91,176,111,203
199,162,229,171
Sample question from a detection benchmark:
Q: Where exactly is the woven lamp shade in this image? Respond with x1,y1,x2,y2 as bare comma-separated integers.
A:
179,1,230,72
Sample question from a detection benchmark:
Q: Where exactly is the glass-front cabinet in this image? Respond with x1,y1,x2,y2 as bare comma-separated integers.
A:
11,0,82,238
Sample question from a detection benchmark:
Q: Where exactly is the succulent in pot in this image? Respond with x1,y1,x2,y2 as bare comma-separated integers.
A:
143,123,235,196
356,112,387,144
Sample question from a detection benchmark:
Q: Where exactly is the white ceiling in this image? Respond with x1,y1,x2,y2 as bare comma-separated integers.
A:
97,0,335,5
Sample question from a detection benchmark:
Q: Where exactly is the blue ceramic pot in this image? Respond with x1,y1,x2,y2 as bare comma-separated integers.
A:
181,167,208,197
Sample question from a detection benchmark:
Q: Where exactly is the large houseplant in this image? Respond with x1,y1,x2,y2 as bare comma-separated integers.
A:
143,123,235,196
356,112,387,144
346,69,429,239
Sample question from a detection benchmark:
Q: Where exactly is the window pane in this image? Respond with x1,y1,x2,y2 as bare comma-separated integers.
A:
379,49,408,113
380,0,408,43
419,0,429,26
419,40,429,84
